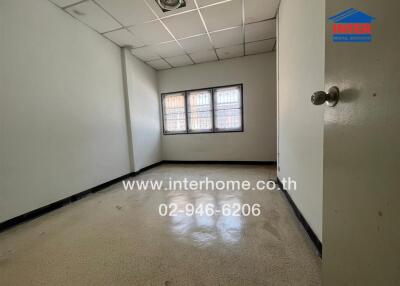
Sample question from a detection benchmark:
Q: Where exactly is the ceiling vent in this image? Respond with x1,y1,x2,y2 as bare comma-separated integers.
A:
155,0,186,12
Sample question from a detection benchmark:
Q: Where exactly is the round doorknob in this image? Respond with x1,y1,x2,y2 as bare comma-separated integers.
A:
311,86,340,107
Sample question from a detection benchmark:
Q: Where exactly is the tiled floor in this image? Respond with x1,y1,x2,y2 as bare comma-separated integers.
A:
0,164,321,285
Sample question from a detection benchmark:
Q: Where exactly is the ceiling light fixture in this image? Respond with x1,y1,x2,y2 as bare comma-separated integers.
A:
156,0,186,12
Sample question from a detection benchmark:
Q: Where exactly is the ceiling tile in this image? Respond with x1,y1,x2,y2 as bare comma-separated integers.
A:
189,50,218,64
65,1,121,33
165,55,193,67
163,11,206,39
129,21,172,45
131,46,160,61
147,59,171,70
146,0,197,18
245,20,276,42
50,0,83,8
196,0,225,8
152,41,186,58
201,0,243,32
244,0,280,24
95,0,156,26
245,39,275,55
216,44,244,59
103,29,144,48
179,34,213,53
211,27,243,48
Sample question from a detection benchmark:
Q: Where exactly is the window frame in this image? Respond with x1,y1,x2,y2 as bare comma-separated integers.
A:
161,92,188,135
186,88,214,134
161,84,244,135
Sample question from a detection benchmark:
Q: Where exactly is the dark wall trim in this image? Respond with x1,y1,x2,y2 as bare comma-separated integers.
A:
132,161,163,175
276,177,322,257
0,161,163,233
0,161,274,233
163,160,276,165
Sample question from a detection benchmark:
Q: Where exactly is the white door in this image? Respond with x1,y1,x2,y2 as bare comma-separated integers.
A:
322,1,400,285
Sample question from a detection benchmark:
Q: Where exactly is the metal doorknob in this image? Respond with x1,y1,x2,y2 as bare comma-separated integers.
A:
311,86,340,107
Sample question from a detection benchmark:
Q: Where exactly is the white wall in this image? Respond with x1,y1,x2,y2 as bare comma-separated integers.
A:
277,0,325,240
0,0,131,222
158,53,277,162
123,50,162,171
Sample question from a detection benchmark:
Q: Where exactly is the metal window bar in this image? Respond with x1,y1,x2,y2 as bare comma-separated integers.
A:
162,84,243,135
162,93,187,133
187,90,213,133
214,86,242,131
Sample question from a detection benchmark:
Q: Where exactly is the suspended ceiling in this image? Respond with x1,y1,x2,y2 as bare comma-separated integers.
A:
50,0,279,70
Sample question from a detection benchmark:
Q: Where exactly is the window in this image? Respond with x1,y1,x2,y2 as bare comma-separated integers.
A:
214,86,242,132
162,92,187,134
162,84,243,134
187,89,213,133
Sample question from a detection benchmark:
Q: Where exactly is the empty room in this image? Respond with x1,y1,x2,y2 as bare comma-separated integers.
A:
0,0,399,285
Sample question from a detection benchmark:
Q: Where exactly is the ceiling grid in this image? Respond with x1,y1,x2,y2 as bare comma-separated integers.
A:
49,0,279,70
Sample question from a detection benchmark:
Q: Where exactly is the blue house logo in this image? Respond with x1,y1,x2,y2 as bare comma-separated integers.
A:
329,8,375,42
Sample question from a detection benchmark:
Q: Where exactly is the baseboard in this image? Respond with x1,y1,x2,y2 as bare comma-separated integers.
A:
163,160,277,165
276,177,322,257
0,161,164,233
132,161,164,175
0,160,275,233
